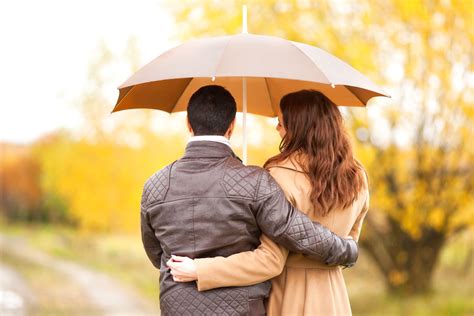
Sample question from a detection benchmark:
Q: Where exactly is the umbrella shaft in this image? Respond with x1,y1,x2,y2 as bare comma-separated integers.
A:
242,5,248,34
242,77,247,165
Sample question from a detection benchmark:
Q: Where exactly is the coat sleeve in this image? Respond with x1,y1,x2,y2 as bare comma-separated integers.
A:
140,186,163,269
194,234,289,291
349,186,370,241
253,170,359,267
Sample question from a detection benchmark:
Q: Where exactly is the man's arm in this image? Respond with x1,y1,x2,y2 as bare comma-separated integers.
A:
141,192,163,269
140,163,177,269
253,170,358,267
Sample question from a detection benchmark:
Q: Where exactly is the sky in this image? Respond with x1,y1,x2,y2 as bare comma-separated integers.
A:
0,0,176,143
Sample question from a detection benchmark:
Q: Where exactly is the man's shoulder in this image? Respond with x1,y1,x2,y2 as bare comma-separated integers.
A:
221,158,280,200
225,156,263,172
141,162,175,208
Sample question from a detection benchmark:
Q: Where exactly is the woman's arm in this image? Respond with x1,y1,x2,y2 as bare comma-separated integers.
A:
349,190,369,241
195,234,288,291
169,234,289,291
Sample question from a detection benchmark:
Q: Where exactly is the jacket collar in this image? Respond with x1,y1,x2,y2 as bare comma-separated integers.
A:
182,141,241,161
188,135,232,148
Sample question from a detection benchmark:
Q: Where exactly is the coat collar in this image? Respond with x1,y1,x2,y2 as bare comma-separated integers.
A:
182,141,241,162
187,135,232,148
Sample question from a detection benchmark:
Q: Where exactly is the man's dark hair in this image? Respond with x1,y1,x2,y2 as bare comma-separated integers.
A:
187,85,237,136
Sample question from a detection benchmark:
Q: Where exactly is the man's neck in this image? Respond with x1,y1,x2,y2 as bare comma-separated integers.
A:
188,135,232,148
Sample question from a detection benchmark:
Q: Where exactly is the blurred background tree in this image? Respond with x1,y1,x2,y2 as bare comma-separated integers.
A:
0,143,42,221
30,40,189,232
166,0,474,294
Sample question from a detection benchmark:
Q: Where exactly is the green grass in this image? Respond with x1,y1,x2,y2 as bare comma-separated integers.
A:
1,221,473,315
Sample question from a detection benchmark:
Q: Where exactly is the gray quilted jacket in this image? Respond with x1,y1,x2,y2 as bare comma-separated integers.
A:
141,141,358,316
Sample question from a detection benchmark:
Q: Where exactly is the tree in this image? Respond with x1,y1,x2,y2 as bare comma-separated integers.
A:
0,143,42,220
349,0,474,294
0,141,70,223
166,0,474,294
32,39,189,232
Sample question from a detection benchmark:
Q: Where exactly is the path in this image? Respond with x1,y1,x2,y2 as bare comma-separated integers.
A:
0,263,35,316
0,234,157,316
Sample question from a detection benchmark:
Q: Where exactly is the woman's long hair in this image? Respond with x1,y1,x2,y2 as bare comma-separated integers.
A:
264,90,365,216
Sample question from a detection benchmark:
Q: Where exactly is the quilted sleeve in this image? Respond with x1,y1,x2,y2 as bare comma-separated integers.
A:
253,170,359,267
140,167,171,269
140,204,163,269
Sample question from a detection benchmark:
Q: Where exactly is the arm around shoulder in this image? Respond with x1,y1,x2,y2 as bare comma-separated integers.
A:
253,169,359,267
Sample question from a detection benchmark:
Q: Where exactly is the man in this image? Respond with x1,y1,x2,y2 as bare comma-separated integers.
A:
141,85,358,315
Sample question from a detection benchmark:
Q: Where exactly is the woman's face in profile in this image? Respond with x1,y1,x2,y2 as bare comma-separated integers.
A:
276,114,286,139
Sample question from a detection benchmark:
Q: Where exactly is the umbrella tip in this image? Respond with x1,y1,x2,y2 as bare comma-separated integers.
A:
242,5,248,34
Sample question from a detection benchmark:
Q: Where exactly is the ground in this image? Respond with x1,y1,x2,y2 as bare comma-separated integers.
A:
0,223,472,316
0,232,156,316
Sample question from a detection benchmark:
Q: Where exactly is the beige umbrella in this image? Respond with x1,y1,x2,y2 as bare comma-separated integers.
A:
112,8,388,163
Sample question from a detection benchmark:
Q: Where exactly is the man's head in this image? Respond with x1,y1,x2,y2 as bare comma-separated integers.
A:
187,85,237,137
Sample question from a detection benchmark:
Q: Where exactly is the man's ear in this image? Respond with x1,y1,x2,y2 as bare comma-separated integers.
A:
186,116,194,135
225,118,236,139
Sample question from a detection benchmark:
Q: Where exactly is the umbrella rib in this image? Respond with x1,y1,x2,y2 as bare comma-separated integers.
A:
113,85,137,112
170,78,194,112
345,86,367,105
289,42,333,85
264,77,277,117
213,36,234,76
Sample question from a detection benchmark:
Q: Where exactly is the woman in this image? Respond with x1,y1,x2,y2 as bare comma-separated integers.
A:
168,90,369,315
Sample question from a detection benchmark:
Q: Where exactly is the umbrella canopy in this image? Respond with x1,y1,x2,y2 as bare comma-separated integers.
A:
112,33,388,117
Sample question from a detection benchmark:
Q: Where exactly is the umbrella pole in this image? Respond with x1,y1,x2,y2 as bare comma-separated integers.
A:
242,77,248,165
241,4,248,165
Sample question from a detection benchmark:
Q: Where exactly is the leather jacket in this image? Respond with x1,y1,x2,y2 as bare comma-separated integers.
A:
141,141,358,315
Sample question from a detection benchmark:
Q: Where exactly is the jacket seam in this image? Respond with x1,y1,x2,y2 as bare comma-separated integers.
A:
219,157,233,197
142,160,176,209
259,189,284,223
192,198,196,257
146,196,257,209
160,283,197,302
255,190,280,201
219,157,261,200
253,169,264,202
254,169,282,201
162,160,177,201
144,209,153,229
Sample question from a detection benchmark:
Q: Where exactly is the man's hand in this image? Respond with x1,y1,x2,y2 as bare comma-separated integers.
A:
325,235,358,268
167,255,198,282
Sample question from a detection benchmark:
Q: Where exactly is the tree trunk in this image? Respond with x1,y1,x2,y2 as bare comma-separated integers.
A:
361,215,447,295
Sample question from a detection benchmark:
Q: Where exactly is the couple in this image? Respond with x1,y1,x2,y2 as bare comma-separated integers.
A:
140,85,369,315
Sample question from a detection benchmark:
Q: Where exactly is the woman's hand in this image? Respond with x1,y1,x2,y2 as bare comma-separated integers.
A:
166,255,198,282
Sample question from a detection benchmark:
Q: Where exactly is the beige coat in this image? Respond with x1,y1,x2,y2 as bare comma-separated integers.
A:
194,157,369,316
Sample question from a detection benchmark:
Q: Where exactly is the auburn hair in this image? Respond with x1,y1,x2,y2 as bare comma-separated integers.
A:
264,90,365,216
